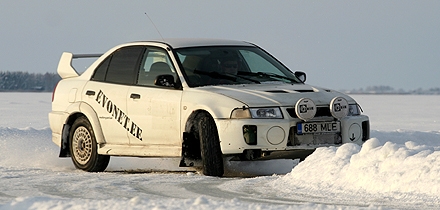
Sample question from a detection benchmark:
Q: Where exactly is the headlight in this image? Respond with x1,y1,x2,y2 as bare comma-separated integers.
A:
249,107,283,119
231,107,283,119
348,104,361,116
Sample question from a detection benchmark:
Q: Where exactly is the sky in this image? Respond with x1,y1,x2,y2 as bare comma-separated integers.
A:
1,1,440,91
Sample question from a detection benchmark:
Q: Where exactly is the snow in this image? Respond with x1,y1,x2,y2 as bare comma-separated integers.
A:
1,93,440,209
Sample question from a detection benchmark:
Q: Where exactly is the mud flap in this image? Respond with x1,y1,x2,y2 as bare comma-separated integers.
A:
59,124,71,157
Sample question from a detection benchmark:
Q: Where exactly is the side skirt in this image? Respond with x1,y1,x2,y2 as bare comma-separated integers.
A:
97,144,182,157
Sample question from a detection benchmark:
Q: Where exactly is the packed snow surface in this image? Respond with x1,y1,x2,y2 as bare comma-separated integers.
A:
0,93,439,209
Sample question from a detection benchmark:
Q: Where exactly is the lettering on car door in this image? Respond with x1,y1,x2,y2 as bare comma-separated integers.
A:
84,45,145,145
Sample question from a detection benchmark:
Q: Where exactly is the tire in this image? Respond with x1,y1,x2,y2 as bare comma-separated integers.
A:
196,113,224,177
69,117,110,172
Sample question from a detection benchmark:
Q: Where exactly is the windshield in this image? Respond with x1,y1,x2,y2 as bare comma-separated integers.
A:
175,46,302,87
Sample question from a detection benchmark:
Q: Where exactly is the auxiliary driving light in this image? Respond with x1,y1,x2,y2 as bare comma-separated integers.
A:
330,97,349,119
295,98,316,121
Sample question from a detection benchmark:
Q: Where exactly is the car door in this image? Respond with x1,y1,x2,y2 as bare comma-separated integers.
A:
126,47,182,154
82,45,145,145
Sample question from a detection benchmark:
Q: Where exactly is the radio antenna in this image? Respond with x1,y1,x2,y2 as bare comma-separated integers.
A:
144,12,164,41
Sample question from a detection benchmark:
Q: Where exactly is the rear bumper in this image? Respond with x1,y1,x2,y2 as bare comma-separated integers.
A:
48,111,68,147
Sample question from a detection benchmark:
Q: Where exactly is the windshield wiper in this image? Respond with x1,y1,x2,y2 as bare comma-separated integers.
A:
193,69,260,84
230,74,260,84
193,69,237,81
238,71,299,83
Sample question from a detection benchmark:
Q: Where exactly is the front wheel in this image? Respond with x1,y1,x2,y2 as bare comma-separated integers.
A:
196,113,224,177
69,117,110,172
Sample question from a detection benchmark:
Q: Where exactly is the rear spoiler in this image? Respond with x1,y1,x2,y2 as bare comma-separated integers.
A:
57,52,102,79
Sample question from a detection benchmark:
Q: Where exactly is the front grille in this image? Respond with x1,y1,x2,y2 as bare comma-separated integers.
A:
286,106,332,119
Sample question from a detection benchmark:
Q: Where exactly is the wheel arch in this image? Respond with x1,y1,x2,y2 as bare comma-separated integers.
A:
184,110,214,133
180,110,218,165
182,109,224,176
179,92,245,161
59,102,105,157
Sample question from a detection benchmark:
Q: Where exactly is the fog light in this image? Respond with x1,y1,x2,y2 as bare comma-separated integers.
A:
243,125,257,145
267,126,285,145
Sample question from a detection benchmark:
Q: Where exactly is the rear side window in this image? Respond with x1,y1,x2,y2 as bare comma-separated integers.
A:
91,46,145,85
92,57,110,81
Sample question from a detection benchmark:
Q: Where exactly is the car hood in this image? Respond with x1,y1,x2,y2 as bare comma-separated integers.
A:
198,83,356,107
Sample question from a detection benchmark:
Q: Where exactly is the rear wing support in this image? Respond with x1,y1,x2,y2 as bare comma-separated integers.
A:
72,54,103,59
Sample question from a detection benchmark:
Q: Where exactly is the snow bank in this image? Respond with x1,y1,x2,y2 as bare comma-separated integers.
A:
273,137,440,198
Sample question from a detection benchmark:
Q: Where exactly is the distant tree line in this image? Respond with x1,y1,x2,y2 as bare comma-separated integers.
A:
344,85,440,95
0,71,60,92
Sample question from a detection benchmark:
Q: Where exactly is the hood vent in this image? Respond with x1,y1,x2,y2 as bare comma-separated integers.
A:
264,89,315,93
295,89,315,93
265,90,289,93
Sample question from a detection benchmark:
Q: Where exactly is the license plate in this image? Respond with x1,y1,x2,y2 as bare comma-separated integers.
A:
297,121,341,134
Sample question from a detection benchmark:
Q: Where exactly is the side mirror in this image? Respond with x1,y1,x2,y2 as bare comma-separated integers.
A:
294,71,306,83
154,74,175,87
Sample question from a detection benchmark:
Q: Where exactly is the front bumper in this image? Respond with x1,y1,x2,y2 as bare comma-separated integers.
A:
216,115,370,155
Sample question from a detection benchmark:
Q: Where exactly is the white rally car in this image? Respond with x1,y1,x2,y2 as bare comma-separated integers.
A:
49,39,369,176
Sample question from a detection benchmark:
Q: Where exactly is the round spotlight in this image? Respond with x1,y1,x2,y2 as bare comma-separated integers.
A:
295,98,316,121
330,97,349,119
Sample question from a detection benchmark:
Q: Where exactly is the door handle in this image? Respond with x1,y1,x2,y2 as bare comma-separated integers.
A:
130,93,141,99
86,90,95,96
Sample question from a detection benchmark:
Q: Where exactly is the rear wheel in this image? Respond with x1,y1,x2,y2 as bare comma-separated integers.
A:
69,117,110,172
196,113,224,177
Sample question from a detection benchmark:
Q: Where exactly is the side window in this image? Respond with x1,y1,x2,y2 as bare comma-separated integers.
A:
137,48,176,86
106,46,145,85
91,56,111,81
91,46,144,85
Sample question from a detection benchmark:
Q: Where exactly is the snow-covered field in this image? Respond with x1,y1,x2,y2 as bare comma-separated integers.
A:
0,92,439,210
